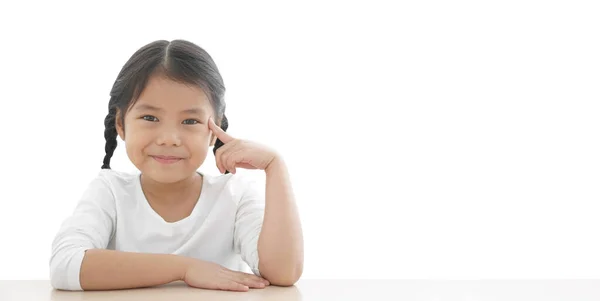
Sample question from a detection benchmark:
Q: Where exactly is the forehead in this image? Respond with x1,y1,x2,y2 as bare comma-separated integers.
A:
132,75,212,113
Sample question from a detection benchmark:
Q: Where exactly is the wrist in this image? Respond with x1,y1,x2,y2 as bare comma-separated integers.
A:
170,254,193,281
265,155,285,174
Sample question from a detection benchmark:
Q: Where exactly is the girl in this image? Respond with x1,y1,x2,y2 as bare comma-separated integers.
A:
49,40,304,292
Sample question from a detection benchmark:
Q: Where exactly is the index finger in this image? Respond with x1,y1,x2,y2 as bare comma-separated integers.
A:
208,117,234,143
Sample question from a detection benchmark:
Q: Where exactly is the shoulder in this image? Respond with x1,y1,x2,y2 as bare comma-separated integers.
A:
202,172,264,204
96,168,139,186
84,169,139,198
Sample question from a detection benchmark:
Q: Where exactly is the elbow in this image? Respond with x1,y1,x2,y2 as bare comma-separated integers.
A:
271,273,302,287
49,247,85,291
49,257,69,290
50,273,69,291
260,261,303,287
269,268,303,286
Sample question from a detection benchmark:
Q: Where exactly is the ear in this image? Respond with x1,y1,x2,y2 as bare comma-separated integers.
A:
115,108,125,141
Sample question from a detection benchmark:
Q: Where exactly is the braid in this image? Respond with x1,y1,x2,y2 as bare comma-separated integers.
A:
213,115,230,174
101,107,118,169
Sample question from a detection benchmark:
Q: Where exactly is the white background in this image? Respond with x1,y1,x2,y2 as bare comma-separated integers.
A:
0,0,599,280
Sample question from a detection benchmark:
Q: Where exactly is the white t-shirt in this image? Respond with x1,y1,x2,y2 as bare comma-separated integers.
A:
49,169,265,291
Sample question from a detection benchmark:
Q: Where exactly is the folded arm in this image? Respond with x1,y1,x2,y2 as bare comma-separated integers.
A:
49,174,187,291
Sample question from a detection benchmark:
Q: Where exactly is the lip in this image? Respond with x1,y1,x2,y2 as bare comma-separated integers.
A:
151,155,183,164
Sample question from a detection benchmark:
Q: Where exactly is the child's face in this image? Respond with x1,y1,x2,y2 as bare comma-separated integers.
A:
116,75,216,184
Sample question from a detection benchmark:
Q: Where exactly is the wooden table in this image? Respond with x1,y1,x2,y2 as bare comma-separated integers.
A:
2,279,599,300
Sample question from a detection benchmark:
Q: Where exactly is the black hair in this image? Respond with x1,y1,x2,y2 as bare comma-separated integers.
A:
101,39,229,172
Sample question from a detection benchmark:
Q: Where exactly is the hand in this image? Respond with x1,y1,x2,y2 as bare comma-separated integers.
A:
209,117,278,174
183,258,270,291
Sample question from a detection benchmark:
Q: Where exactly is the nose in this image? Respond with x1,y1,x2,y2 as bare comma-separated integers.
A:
155,125,182,147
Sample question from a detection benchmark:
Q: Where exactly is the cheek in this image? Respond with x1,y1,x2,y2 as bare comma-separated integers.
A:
187,132,210,149
124,125,152,152
185,132,210,157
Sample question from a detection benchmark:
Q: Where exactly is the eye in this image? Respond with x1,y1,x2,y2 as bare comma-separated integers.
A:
141,115,158,122
182,119,201,125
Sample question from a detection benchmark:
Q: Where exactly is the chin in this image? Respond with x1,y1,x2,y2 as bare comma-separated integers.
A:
149,173,186,184
141,168,193,184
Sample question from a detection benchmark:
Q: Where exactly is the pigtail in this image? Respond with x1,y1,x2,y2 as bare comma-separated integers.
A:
101,106,118,169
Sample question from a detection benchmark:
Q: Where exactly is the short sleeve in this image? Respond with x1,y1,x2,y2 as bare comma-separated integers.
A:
49,171,117,290
232,176,266,276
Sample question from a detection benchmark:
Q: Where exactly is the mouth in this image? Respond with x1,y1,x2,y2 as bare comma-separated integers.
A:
151,155,183,164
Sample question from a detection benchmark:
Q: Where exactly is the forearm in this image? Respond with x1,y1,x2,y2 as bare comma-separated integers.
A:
79,249,189,290
258,157,304,285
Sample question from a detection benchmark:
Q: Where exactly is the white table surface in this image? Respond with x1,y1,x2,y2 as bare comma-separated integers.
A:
1,279,599,301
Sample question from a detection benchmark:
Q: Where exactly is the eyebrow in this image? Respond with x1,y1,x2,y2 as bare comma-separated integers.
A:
133,104,206,115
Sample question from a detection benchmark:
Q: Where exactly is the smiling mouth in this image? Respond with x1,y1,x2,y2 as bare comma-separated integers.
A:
151,155,183,164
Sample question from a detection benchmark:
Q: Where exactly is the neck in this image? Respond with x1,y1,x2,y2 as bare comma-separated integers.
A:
140,172,202,204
